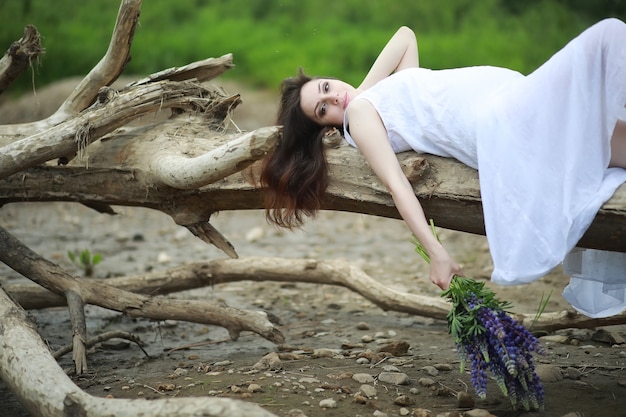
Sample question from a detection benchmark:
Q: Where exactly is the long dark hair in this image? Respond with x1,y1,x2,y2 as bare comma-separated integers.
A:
260,68,334,228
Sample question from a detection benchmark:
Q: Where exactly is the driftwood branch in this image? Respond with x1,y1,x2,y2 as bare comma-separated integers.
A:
0,25,44,94
0,287,280,417
6,256,624,332
0,225,284,345
55,0,141,116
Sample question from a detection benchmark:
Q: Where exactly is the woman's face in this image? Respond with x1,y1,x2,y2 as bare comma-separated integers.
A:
300,78,357,127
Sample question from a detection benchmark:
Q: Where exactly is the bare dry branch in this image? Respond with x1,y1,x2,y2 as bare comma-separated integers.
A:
0,25,44,94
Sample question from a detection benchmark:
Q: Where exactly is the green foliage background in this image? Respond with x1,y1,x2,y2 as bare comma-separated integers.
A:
1,0,625,94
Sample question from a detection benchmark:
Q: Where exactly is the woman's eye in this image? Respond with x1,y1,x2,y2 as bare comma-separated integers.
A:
324,82,329,93
320,103,326,116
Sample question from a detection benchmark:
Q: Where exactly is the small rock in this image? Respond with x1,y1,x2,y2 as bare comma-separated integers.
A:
433,363,453,371
298,377,320,384
378,341,410,356
561,413,585,417
173,367,188,377
617,379,626,387
592,328,625,344
563,367,582,380
394,394,415,406
321,318,336,325
312,348,339,358
539,334,570,344
245,226,264,242
213,360,232,367
318,398,337,409
378,371,410,385
457,391,475,408
252,352,283,371
353,393,368,404
157,252,171,263
360,384,377,398
535,364,563,382
356,321,370,330
421,365,439,376
373,411,388,417
361,335,373,343
418,377,435,387
409,387,419,394
382,365,400,372
464,409,497,417
356,357,370,365
411,409,433,417
247,383,263,393
399,407,410,416
352,373,375,384
284,409,309,417
230,385,244,393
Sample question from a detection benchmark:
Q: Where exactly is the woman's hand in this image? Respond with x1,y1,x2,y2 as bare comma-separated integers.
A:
428,245,464,290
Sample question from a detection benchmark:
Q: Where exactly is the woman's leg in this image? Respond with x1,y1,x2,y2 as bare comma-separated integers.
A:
610,119,626,168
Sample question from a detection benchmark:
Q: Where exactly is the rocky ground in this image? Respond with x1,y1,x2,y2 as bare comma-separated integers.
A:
1,79,626,417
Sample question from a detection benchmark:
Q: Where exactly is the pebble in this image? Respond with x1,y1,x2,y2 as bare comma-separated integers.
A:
409,387,420,395
535,364,563,382
373,411,388,417
382,365,400,372
213,360,232,367
318,398,337,409
394,394,415,406
399,407,410,416
173,367,188,376
312,348,339,358
245,226,264,242
411,409,433,417
457,391,475,408
421,365,439,376
433,363,453,371
418,377,436,387
298,377,320,384
284,409,309,417
378,340,410,356
361,335,373,343
356,357,370,365
352,373,375,384
356,321,370,330
378,371,410,385
359,384,377,398
464,409,497,417
247,383,263,393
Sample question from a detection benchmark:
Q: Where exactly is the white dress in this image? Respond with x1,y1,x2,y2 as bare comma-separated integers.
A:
343,19,626,318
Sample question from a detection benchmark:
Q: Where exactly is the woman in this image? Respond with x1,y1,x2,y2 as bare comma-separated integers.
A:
261,20,626,317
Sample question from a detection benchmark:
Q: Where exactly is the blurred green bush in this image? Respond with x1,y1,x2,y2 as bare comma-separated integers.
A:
1,0,624,94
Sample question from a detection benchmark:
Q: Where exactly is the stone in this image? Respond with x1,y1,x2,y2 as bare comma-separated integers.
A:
418,377,436,386
421,365,439,376
247,383,263,393
433,363,453,371
252,352,283,371
378,371,410,385
394,394,415,406
378,340,410,356
284,409,309,417
352,373,375,384
318,398,337,409
298,377,320,384
360,384,377,398
373,411,388,417
535,364,563,382
356,321,370,330
411,408,433,417
457,391,475,408
464,409,497,417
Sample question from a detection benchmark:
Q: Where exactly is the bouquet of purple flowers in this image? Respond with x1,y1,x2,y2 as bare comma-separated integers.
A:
411,225,545,411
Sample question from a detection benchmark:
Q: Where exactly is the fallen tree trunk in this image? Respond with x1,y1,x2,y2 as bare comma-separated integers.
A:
6,256,626,332
0,287,280,417
0,133,624,253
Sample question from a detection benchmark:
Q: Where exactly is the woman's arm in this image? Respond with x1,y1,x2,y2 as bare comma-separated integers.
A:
346,99,462,290
357,26,419,92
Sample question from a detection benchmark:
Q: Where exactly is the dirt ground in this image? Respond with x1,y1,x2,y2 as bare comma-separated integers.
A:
2,79,626,417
